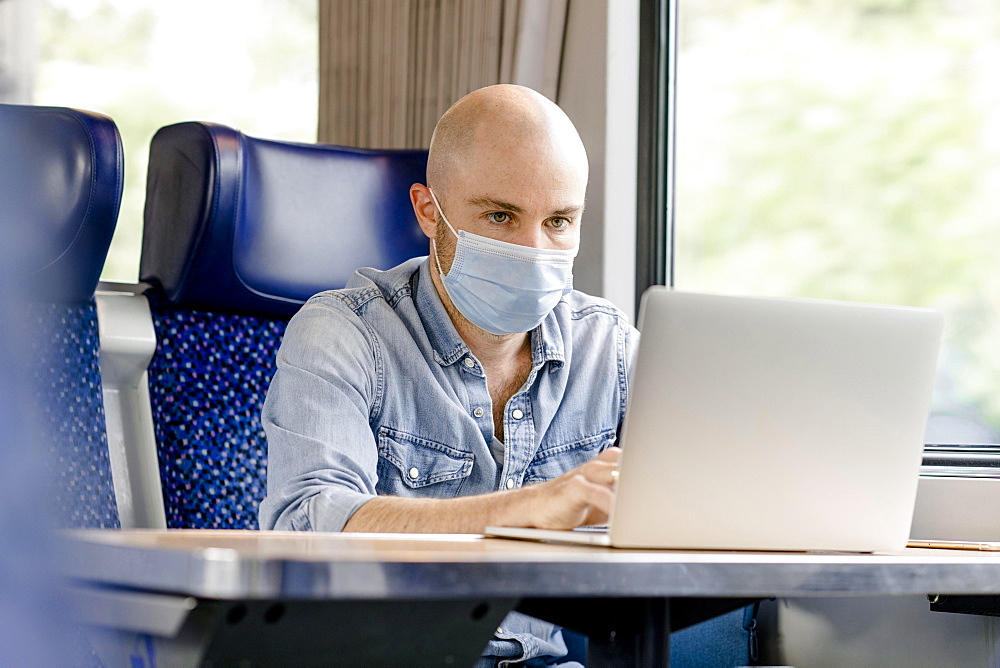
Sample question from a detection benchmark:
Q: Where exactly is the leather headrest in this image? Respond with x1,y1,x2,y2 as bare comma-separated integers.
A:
0,104,122,302
140,122,428,318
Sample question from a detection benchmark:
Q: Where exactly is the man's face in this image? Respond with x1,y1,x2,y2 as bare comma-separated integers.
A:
432,134,587,275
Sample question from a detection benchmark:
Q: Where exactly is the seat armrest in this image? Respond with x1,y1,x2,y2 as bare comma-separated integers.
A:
96,289,166,529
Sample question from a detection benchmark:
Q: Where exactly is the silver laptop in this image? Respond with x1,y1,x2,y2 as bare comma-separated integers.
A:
487,288,944,552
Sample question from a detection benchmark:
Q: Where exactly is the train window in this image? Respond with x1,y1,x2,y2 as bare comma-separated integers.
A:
32,0,318,282
674,0,1000,445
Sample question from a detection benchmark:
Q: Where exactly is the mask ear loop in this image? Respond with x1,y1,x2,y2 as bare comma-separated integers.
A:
431,238,447,279
428,188,458,279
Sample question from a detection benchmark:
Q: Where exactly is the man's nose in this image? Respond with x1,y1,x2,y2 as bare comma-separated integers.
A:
512,223,550,249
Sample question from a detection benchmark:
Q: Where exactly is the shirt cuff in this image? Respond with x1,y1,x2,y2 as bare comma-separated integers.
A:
291,488,376,532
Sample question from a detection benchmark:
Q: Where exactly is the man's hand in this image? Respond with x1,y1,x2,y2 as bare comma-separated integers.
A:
496,447,621,530
344,447,622,534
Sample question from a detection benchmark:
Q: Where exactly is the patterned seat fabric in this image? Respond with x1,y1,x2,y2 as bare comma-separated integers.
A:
147,309,286,528
29,303,120,529
0,103,123,530
141,121,427,529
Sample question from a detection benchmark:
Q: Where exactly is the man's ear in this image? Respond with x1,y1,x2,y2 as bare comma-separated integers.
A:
410,183,438,239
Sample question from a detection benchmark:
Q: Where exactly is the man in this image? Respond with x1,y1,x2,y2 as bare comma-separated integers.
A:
260,84,637,666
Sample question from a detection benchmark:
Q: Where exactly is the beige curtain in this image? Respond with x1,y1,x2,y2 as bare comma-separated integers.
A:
318,0,568,149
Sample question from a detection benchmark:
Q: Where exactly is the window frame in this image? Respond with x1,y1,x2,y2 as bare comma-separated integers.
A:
635,0,678,314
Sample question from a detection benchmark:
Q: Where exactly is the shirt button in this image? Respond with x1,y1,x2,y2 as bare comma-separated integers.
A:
506,478,515,489
473,407,485,418
464,358,475,368
511,408,524,420
408,467,419,479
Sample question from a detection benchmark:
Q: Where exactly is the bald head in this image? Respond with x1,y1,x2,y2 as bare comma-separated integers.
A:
427,85,588,197
410,85,588,265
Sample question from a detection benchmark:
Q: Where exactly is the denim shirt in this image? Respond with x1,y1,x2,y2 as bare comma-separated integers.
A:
260,257,637,665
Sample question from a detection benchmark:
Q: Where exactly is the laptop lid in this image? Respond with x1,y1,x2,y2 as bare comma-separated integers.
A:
608,288,943,552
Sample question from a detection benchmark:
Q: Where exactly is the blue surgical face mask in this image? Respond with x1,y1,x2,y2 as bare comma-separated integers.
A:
428,189,578,335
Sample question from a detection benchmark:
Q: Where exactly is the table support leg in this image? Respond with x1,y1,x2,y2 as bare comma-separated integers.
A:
586,598,670,668
516,597,671,667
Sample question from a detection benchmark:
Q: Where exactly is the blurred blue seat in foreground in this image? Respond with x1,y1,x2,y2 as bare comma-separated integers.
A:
0,103,123,529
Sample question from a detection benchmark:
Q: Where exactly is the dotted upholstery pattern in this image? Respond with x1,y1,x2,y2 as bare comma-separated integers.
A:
146,307,286,529
28,301,120,529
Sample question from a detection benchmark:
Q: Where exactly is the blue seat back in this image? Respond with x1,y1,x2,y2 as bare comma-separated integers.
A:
140,121,428,528
0,103,122,529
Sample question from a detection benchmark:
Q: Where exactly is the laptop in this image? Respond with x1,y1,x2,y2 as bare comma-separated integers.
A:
487,288,944,552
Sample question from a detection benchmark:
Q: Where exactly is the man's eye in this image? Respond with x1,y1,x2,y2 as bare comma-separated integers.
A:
549,217,570,230
487,212,511,224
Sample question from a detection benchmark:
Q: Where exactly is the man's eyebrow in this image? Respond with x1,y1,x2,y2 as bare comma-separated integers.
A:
467,198,584,217
551,205,584,217
468,197,524,214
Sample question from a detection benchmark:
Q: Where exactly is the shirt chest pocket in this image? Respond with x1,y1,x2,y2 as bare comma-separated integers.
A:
523,429,618,485
376,427,474,498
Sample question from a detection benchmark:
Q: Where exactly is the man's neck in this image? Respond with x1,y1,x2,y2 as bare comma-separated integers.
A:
459,320,530,368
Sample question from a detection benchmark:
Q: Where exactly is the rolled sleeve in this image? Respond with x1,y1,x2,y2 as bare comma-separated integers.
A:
259,297,382,532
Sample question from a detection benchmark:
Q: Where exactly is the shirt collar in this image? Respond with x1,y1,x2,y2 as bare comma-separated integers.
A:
533,306,566,370
415,259,471,366
415,258,566,370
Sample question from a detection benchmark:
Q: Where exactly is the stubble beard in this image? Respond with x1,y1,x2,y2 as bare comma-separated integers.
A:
432,215,508,342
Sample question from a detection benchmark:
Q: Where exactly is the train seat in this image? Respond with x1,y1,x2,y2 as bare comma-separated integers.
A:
139,121,427,528
0,103,123,529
